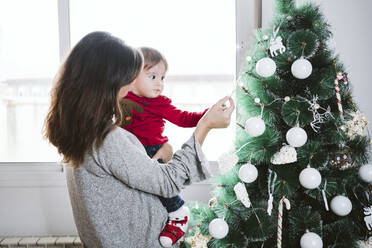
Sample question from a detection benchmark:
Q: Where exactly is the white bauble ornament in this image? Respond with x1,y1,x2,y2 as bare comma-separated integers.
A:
238,163,258,183
359,164,372,183
208,218,229,239
299,167,322,189
300,232,323,248
256,57,276,77
291,57,313,79
286,126,308,147
245,117,266,137
330,195,352,216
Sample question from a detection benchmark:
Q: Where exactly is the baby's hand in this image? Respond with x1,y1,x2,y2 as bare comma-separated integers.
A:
153,143,173,163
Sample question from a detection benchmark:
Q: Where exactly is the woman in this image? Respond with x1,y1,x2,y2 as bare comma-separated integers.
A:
45,31,234,248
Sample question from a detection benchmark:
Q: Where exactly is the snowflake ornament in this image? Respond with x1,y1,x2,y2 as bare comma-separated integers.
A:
341,110,368,138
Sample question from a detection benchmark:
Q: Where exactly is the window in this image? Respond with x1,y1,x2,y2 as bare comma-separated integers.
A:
1,0,236,162
0,0,60,162
71,0,236,160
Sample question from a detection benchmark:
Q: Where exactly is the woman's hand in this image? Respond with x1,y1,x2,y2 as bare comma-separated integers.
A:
152,142,173,163
195,96,235,146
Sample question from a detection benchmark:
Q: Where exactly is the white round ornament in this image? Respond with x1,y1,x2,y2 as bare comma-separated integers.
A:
245,117,266,137
359,164,372,183
330,195,352,216
299,167,322,189
286,126,308,147
256,57,276,77
238,163,258,183
300,232,323,248
291,57,313,79
208,218,229,239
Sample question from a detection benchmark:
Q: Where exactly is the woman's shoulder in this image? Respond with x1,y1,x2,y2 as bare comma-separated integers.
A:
105,126,143,147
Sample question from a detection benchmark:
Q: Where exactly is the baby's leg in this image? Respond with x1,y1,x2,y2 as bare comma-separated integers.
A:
159,199,190,248
144,144,189,246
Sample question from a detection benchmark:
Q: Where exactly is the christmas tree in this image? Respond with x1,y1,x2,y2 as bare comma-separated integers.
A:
185,0,371,247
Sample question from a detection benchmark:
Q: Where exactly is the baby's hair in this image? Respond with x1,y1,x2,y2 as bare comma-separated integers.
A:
139,47,168,72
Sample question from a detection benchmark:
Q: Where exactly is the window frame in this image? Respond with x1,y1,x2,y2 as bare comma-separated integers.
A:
0,0,260,179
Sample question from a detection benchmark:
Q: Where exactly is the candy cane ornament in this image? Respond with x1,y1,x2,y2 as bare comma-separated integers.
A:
337,72,348,85
277,196,291,248
334,76,344,120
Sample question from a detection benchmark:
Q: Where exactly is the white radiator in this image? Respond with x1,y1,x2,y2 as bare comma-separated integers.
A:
0,236,83,248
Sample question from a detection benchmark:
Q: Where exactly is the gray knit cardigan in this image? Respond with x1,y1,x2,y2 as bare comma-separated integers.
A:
66,126,210,248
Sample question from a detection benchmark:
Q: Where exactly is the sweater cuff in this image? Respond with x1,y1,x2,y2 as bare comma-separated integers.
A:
187,133,211,183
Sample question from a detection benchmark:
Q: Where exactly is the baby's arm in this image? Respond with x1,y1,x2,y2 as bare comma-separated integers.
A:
152,142,173,163
161,101,208,128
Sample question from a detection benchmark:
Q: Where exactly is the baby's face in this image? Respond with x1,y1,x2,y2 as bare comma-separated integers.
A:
132,62,166,98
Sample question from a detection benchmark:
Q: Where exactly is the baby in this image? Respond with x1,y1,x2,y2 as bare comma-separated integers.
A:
120,47,208,247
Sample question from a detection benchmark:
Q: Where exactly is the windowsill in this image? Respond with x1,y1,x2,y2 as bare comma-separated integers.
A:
0,162,66,188
0,161,219,187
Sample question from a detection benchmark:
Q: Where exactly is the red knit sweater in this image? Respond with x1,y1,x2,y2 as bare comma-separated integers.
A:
122,92,208,146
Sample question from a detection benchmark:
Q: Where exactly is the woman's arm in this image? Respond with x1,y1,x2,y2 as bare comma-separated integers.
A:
98,96,234,198
99,130,209,198
152,142,173,163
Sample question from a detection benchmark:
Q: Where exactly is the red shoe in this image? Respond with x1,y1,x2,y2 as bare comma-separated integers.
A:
159,206,190,247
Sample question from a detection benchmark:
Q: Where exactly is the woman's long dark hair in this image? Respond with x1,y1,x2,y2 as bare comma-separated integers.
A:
45,31,143,168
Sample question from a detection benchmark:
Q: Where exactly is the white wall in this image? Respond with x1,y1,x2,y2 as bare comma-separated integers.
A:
0,163,77,236
263,0,372,132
